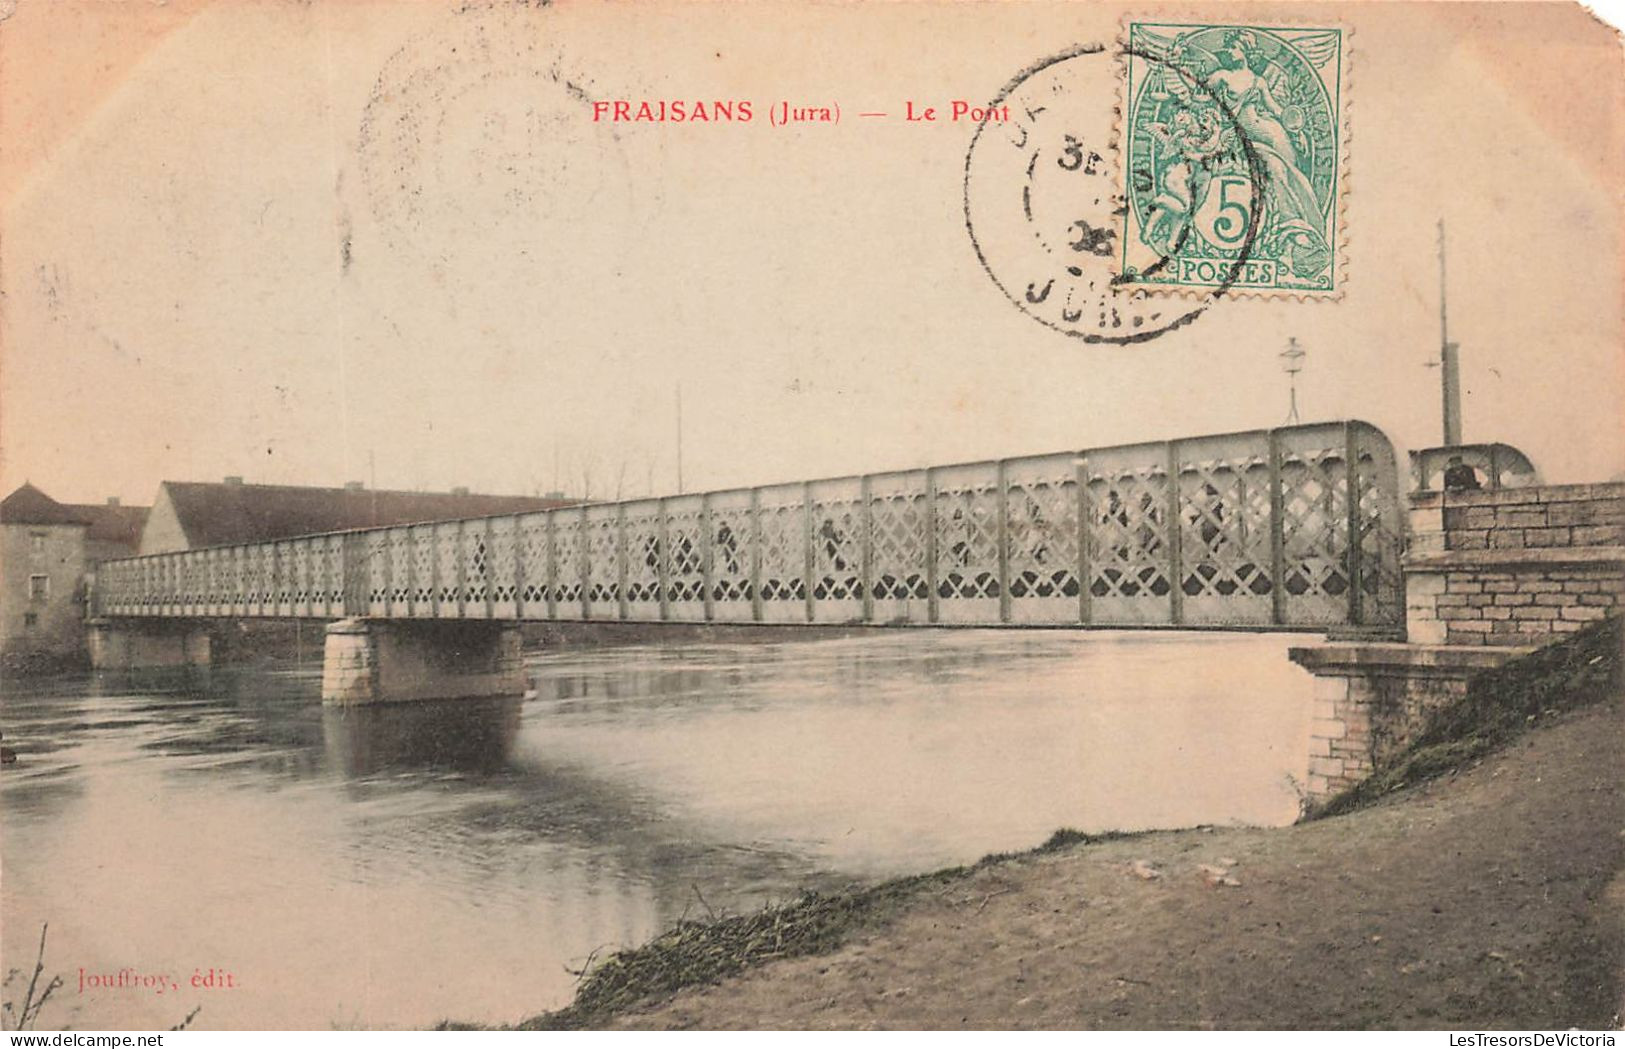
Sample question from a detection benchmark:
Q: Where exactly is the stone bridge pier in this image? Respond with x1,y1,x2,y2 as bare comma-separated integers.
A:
321,618,527,705
87,617,212,674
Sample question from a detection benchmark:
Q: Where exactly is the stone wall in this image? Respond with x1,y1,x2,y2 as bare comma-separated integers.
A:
1412,562,1622,646
1432,483,1625,551
1292,644,1518,800
1405,483,1625,646
1,521,89,662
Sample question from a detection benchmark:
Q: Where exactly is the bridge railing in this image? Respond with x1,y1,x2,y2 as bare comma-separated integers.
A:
95,420,1404,629
1409,443,1540,493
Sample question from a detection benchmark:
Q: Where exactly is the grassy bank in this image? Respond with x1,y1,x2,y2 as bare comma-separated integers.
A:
490,829,1110,1031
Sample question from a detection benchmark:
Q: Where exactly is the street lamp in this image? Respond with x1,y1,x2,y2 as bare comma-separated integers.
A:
1280,337,1306,425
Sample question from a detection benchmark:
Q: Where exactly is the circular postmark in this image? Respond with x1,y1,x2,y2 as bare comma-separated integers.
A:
356,2,636,258
963,43,1265,344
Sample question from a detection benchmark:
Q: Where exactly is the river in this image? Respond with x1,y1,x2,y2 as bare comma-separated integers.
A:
1,630,1313,1029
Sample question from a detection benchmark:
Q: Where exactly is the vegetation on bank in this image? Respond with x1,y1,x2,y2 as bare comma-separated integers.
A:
455,618,1620,1031
464,829,1109,1031
2,925,63,1031
1310,616,1621,819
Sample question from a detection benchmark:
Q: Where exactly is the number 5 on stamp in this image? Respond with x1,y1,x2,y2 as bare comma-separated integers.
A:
1120,22,1348,296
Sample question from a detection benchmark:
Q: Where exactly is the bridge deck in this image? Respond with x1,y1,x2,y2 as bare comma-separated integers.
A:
96,422,1404,630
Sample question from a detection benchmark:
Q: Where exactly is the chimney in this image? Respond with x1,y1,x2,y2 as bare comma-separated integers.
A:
450,486,470,497
344,481,365,492
224,476,244,486
543,490,565,501
106,496,121,506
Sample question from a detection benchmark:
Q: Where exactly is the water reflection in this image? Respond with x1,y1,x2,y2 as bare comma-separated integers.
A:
323,697,521,778
2,630,1313,1029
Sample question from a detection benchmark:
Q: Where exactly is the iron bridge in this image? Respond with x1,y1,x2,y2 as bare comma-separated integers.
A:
96,421,1405,630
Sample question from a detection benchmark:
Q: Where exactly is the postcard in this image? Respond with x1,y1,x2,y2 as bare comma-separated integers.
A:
2,0,1621,1034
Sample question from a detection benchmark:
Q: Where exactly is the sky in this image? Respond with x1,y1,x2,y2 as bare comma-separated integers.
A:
2,0,1621,506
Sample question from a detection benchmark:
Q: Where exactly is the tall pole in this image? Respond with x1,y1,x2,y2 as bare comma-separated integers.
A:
1439,220,1462,446
676,383,685,494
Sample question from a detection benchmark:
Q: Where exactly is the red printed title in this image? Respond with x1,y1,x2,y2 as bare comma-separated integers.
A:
590,99,1010,127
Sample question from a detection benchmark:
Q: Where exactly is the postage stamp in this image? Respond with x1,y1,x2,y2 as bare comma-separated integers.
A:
1119,22,1348,297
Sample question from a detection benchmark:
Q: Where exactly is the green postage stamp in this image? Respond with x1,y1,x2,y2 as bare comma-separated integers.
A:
1120,22,1347,296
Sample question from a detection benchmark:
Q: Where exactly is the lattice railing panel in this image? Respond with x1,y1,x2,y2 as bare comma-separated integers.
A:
140,557,157,613
1354,424,1405,627
809,478,863,621
1005,454,1081,624
196,552,212,617
220,550,240,614
1176,435,1274,626
274,545,292,614
209,550,225,613
488,516,519,618
1086,444,1173,625
382,528,411,615
404,526,433,609
621,501,662,619
289,540,311,614
256,544,276,616
266,544,287,616
933,463,1001,623
198,552,217,615
517,515,549,609
429,529,461,613
146,558,161,612
144,558,160,614
225,548,245,614
316,535,342,615
708,490,755,622
757,483,807,623
550,512,586,613
461,523,491,617
362,533,388,616
175,552,196,614
164,553,182,613
662,495,706,622
169,553,187,613
583,506,622,619
868,470,929,623
160,556,173,612
1277,429,1352,626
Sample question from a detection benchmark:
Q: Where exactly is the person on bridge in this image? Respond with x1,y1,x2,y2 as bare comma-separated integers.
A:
1443,455,1483,492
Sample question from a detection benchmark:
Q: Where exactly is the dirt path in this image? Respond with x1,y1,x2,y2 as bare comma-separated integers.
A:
607,700,1624,1030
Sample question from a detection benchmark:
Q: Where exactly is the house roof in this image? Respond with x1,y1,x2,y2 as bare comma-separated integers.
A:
1,483,91,527
0,485,150,553
158,481,574,549
70,502,150,548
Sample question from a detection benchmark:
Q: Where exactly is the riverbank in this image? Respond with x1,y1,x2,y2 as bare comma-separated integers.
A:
502,622,1623,1031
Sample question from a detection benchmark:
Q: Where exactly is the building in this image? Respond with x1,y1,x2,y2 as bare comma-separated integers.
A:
1,484,149,667
138,478,572,555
